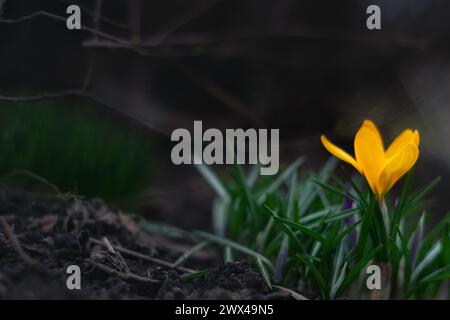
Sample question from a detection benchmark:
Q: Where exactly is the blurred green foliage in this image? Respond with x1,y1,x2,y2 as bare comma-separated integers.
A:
0,100,154,199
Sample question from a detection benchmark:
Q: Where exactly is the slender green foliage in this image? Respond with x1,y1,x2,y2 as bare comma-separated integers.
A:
190,158,449,299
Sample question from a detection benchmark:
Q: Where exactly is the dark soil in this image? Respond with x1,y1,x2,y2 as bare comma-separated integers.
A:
0,190,286,300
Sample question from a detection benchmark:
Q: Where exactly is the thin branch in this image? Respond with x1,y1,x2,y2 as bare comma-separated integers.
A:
81,39,151,56
90,237,196,274
80,0,101,89
0,216,38,267
0,89,83,102
0,9,262,126
0,10,129,44
144,0,223,46
173,61,263,126
86,258,160,284
58,0,127,29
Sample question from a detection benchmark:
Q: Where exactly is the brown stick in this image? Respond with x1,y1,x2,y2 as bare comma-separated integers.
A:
89,237,196,274
0,11,128,44
86,259,160,284
0,216,38,266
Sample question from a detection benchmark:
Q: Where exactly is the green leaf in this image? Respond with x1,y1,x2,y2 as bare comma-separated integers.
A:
266,205,326,243
330,261,347,299
229,196,246,239
412,241,442,282
331,240,345,287
296,253,329,299
257,157,305,204
323,208,359,224
395,168,414,215
212,199,227,237
286,173,297,219
247,164,261,187
298,179,316,215
334,218,363,245
196,231,273,269
408,176,441,205
338,168,366,208
299,207,337,225
442,223,450,264
236,164,258,225
180,269,209,280
395,225,412,291
274,235,289,282
408,265,450,294
336,245,382,297
416,265,450,286
172,240,211,267
257,217,275,252
224,246,234,263
312,178,355,202
194,162,230,202
140,220,194,240
265,205,305,253
323,222,341,254
318,157,339,181
257,256,273,290
304,241,322,279
315,183,331,208
416,212,449,263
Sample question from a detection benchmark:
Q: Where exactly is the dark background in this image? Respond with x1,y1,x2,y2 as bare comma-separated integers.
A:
0,0,449,228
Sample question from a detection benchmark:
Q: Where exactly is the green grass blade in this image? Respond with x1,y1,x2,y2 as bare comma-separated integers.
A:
299,208,336,225
266,205,326,243
336,245,382,297
236,164,258,225
180,269,209,280
194,162,230,202
274,235,289,283
257,256,273,290
330,261,347,299
196,231,273,269
412,241,442,282
212,199,227,237
311,178,355,202
266,206,304,252
173,241,211,267
408,176,441,204
257,157,305,204
247,164,261,187
296,253,329,299
286,173,297,219
224,246,234,262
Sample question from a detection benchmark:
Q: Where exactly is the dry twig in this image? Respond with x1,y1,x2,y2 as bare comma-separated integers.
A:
90,237,196,274
86,258,160,284
0,216,38,267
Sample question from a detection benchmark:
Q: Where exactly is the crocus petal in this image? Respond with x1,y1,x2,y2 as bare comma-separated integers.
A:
321,135,362,173
378,143,419,197
413,130,420,147
385,129,419,158
354,127,385,194
362,120,384,150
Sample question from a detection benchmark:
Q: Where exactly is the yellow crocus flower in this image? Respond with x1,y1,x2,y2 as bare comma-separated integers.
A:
321,120,420,200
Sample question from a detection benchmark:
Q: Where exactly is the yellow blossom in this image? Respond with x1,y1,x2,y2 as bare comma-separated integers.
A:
321,120,419,200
